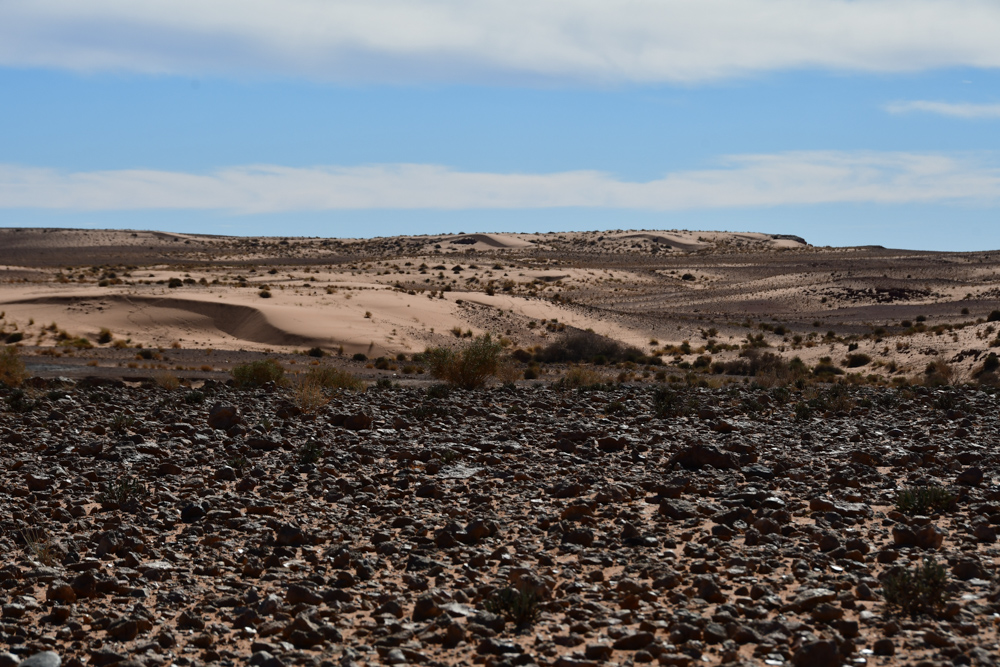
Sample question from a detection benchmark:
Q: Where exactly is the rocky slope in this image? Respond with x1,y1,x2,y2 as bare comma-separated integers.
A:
1,378,999,667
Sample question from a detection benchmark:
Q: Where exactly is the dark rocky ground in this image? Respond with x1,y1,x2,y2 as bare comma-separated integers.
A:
1,377,1000,667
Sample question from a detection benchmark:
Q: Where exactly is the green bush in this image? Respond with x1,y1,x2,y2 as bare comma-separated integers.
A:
882,558,949,618
304,366,364,391
0,345,27,388
425,333,508,390
895,486,955,515
231,359,286,388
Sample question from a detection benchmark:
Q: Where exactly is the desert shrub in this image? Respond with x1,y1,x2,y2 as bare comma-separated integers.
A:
652,386,699,418
813,362,844,377
99,474,149,511
154,372,180,390
298,440,324,465
168,278,183,288
536,331,643,365
426,384,451,400
5,332,23,343
258,289,272,298
981,353,999,374
295,378,330,413
843,353,872,368
307,347,325,358
374,378,396,390
231,359,286,388
882,558,949,618
425,333,509,389
4,388,37,413
97,328,113,344
923,360,953,387
714,350,799,382
352,353,367,362
19,528,57,566
511,348,533,363
0,345,27,388
110,413,137,433
896,485,955,515
554,367,609,390
523,364,540,380
808,383,854,413
483,586,541,628
184,390,205,405
60,337,93,349
304,366,364,392
988,310,1000,323
975,353,1000,386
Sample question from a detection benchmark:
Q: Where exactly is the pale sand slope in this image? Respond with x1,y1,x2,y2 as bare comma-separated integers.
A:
0,282,653,356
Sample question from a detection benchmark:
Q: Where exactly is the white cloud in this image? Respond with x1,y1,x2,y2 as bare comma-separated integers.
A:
1,152,998,213
886,100,1000,118
2,1,1000,83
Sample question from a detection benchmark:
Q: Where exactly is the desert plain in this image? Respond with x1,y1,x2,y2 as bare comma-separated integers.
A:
1,227,1000,667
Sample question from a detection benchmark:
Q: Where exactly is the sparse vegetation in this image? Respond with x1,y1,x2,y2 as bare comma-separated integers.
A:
304,366,364,391
425,333,510,390
882,558,949,618
0,345,27,387
895,485,955,515
298,440,324,465
555,367,609,390
231,359,286,388
537,330,644,365
110,413,137,433
843,353,872,368
652,386,699,418
154,371,180,390
98,474,149,511
483,585,541,628
20,528,57,566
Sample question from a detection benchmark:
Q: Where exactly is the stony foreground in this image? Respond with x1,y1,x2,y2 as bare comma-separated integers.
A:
1,378,1000,667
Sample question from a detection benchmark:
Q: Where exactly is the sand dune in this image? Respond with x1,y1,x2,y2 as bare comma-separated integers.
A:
4,227,1000,382
3,294,321,348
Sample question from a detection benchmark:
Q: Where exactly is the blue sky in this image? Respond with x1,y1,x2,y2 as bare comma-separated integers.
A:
2,1,1000,250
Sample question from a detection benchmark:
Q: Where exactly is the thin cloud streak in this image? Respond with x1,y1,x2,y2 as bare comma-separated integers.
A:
886,100,1000,118
2,1,1000,83
1,152,998,214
